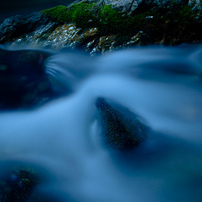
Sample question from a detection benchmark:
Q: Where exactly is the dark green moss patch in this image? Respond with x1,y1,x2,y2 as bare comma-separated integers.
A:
41,3,97,29
41,5,69,23
98,5,126,35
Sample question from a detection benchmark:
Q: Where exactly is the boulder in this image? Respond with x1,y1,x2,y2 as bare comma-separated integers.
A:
0,0,202,54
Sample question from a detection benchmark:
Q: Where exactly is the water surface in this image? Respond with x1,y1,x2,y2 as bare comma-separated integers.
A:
0,44,202,201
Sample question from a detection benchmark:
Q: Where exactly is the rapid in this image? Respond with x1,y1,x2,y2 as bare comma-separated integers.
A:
0,44,202,202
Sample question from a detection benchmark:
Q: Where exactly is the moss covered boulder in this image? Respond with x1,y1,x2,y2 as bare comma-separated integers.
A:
0,0,202,54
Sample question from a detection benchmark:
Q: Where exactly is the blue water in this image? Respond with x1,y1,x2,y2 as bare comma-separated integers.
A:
0,44,202,201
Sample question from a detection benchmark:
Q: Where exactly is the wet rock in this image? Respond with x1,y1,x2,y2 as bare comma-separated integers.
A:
0,47,59,109
0,1,202,54
80,27,99,50
0,12,50,44
188,0,202,10
0,161,57,202
45,23,82,49
11,22,59,47
96,97,149,150
0,167,39,202
90,35,116,54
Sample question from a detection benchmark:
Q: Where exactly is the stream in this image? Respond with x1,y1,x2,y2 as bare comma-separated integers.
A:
0,44,202,201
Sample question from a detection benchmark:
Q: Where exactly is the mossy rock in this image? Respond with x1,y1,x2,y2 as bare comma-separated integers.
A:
1,1,201,51
41,1,202,46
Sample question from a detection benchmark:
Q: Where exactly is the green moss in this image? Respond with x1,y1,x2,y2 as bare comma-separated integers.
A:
98,5,125,34
98,5,159,36
41,3,96,28
41,5,69,23
68,2,97,28
41,2,202,45
40,3,160,37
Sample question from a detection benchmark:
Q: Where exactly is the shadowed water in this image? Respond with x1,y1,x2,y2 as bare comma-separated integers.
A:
0,44,202,201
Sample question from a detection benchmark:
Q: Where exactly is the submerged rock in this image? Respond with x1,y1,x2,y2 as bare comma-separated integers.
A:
0,167,39,202
0,161,59,202
0,47,62,109
95,97,149,150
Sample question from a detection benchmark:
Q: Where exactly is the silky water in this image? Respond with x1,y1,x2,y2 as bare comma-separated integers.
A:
0,45,202,202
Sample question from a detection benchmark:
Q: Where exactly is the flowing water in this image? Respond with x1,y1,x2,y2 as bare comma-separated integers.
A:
0,44,202,201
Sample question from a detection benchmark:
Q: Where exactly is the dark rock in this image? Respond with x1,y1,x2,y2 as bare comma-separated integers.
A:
0,12,50,43
95,97,149,150
0,47,59,109
0,161,56,202
0,166,39,202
